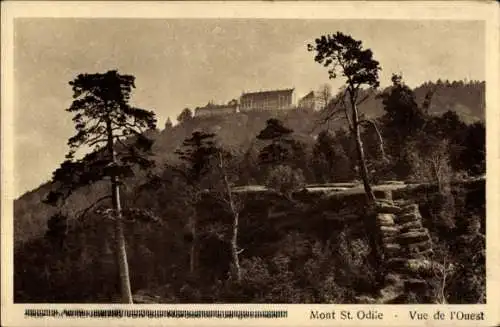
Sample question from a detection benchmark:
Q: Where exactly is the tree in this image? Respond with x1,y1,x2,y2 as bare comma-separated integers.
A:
256,118,294,166
212,149,246,282
265,164,306,200
460,122,485,176
164,117,173,129
317,83,332,110
379,73,426,139
175,131,218,274
45,212,68,249
377,73,439,179
312,130,352,183
409,138,453,191
308,32,382,201
177,108,193,124
45,70,157,303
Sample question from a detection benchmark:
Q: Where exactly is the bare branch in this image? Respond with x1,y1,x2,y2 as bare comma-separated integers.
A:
111,119,146,135
85,117,105,134
115,137,129,149
87,138,108,147
75,195,112,220
359,119,387,159
310,89,349,133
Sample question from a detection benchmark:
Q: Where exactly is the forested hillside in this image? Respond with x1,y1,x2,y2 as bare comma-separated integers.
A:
14,79,485,245
14,71,486,305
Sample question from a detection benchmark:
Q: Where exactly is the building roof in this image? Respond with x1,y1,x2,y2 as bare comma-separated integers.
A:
300,91,315,100
241,88,294,98
195,101,238,111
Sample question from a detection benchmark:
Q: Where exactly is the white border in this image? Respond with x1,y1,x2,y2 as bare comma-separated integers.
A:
2,1,499,327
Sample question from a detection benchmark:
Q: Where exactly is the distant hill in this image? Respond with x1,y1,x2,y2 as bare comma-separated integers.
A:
13,80,485,245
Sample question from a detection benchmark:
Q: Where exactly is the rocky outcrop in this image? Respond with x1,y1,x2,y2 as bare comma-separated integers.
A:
358,195,435,304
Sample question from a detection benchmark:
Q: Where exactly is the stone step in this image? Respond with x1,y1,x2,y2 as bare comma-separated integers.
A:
380,226,399,237
399,227,427,235
378,282,405,303
383,243,402,257
403,278,428,291
396,213,421,224
381,235,398,244
400,203,419,213
387,258,434,276
394,199,414,207
377,213,396,226
376,203,402,214
398,220,423,233
406,240,433,253
398,230,430,244
375,198,395,205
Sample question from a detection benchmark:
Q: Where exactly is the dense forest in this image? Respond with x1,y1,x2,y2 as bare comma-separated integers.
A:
14,34,485,304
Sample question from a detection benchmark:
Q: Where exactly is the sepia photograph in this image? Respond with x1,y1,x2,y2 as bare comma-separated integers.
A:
10,17,487,305
2,2,498,326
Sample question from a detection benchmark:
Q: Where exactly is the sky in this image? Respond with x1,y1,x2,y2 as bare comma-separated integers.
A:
13,18,485,197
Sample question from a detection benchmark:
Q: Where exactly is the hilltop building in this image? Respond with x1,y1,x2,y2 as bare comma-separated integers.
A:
298,91,326,111
194,99,239,117
239,88,295,112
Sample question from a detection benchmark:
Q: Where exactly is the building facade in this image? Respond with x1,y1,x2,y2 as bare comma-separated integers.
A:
194,99,239,117
298,91,326,111
239,88,295,112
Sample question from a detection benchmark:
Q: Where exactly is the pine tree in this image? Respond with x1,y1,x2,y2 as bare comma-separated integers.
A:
308,32,382,201
175,131,218,274
45,70,157,303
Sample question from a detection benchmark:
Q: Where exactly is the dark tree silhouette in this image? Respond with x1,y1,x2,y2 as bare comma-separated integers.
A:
312,130,351,183
45,70,157,303
308,32,382,201
257,118,295,166
377,73,428,178
461,122,485,176
177,108,193,124
164,117,173,129
45,212,68,249
175,131,218,274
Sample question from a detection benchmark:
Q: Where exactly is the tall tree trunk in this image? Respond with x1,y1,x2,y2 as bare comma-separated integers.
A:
231,211,242,282
218,152,242,282
107,119,133,304
189,213,197,275
350,96,375,203
350,93,382,285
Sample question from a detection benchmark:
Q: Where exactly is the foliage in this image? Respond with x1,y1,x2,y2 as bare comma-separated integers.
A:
175,131,218,186
312,130,353,183
15,178,484,304
257,118,295,166
13,65,486,304
177,108,193,124
459,122,485,176
165,117,173,129
45,71,156,206
264,165,306,198
42,70,158,304
308,31,382,202
308,32,381,88
45,212,68,248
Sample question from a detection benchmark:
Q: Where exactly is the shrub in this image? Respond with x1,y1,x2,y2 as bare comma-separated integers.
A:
265,165,305,198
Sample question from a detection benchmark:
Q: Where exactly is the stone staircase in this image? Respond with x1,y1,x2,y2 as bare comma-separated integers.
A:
358,196,435,303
